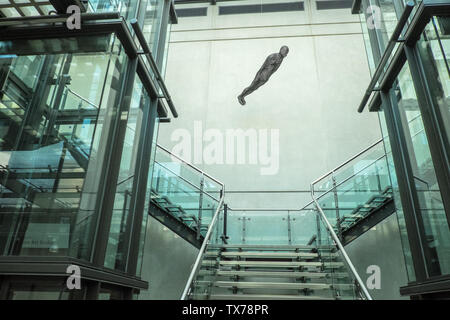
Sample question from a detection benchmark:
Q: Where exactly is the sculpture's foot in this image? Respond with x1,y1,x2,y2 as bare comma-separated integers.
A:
238,95,246,106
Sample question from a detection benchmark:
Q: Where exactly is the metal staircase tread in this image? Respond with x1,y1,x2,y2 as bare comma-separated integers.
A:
204,281,332,290
204,251,319,259
212,261,344,268
195,294,335,300
207,244,321,250
208,270,348,278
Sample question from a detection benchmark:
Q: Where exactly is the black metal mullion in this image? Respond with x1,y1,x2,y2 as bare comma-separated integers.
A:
155,0,171,68
405,42,450,229
124,0,173,277
380,89,429,282
91,57,139,268
125,98,158,276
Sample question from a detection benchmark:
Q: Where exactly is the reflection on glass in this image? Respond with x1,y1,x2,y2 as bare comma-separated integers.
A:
0,37,127,261
104,77,148,271
150,145,223,238
143,0,165,55
312,141,392,238
88,0,139,20
419,17,450,147
395,63,450,277
377,110,416,282
369,0,398,49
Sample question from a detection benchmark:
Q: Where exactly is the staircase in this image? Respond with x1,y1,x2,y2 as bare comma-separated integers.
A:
339,186,393,234
190,244,359,300
178,140,391,301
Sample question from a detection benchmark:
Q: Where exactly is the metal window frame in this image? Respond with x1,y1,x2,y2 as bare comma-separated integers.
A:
0,256,148,290
0,11,177,297
0,14,178,118
125,0,175,277
356,0,450,295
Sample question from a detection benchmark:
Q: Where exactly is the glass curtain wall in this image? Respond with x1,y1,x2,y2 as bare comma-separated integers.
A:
88,0,140,20
104,77,150,271
0,34,128,260
359,0,417,281
393,63,450,278
418,17,450,153
358,0,450,283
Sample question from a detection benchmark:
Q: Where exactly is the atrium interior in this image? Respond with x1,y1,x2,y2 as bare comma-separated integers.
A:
0,0,448,300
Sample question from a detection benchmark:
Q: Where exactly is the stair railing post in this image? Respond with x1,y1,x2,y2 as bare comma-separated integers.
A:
221,203,228,244
181,194,225,300
311,183,373,300
316,211,321,246
287,210,292,245
332,172,342,241
197,173,204,240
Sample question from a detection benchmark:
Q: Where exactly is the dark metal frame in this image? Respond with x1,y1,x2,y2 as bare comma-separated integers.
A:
341,198,396,246
0,2,178,299
355,0,450,297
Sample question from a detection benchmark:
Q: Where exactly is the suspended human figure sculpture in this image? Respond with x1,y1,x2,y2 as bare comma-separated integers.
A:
238,45,289,106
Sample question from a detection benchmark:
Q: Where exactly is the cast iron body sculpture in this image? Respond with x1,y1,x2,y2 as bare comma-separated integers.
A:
238,46,289,105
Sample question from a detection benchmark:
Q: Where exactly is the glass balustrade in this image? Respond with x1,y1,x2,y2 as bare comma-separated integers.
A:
185,203,369,300
150,145,224,238
225,208,316,246
312,140,392,237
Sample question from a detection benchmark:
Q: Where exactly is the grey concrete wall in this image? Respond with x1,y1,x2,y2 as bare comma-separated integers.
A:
344,213,409,300
138,216,199,300
159,0,382,209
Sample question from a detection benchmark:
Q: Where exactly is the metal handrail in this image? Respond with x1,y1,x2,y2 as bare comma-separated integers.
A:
313,114,422,195
117,174,134,186
312,139,383,185
180,193,225,300
130,19,178,118
66,87,99,109
154,160,221,201
157,144,224,187
357,1,415,113
311,185,373,300
0,12,120,26
313,154,387,198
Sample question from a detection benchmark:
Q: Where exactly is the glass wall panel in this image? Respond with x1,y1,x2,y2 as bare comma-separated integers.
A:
88,0,140,21
142,0,165,55
418,17,450,148
0,35,127,260
371,0,399,49
104,77,149,271
377,110,416,282
137,115,160,277
394,63,450,277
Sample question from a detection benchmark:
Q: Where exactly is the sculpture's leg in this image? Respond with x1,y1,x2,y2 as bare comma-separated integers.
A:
238,87,253,105
238,80,266,105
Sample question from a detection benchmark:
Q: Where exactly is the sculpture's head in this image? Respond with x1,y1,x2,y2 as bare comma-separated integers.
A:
280,46,289,57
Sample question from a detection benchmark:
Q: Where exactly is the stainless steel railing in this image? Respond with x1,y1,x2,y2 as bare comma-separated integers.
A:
311,139,383,186
310,187,373,300
180,192,225,300
309,140,385,300
157,143,224,187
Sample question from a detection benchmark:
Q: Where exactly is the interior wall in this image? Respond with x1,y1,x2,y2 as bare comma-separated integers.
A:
344,213,410,300
138,216,199,300
159,0,382,209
